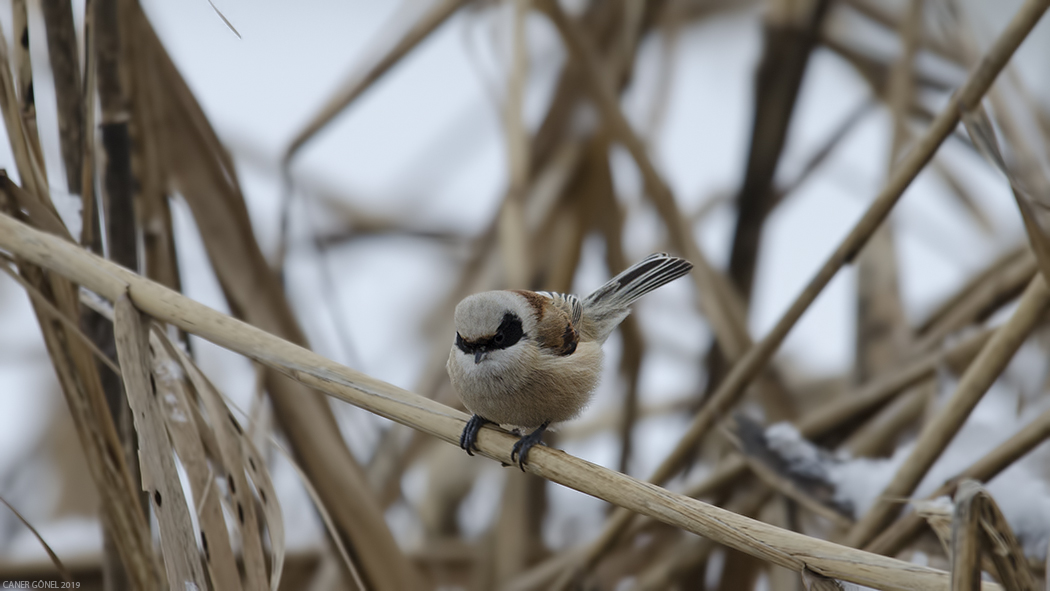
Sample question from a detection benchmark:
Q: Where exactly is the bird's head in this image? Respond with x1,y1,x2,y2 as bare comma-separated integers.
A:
452,291,533,365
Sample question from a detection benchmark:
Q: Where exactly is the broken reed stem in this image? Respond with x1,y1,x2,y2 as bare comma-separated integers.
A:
950,487,982,591
845,274,1050,548
540,0,1049,577
0,212,1003,591
949,481,1039,591
951,481,1038,590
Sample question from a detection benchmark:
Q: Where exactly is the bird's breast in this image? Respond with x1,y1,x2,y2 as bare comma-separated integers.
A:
446,342,604,428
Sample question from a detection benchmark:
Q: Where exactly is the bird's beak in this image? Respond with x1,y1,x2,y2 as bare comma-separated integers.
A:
474,350,488,364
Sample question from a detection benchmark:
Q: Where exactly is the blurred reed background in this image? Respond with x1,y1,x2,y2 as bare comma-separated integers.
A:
0,0,1049,589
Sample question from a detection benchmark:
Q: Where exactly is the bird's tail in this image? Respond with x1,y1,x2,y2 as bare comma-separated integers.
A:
582,253,693,341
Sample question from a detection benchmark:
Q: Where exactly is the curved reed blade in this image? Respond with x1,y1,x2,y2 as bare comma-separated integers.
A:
113,295,208,590
149,334,245,591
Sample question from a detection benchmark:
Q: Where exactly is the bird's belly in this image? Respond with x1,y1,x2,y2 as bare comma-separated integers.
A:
447,343,602,429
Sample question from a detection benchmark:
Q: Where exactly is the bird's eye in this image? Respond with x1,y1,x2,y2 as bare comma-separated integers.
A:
492,312,524,349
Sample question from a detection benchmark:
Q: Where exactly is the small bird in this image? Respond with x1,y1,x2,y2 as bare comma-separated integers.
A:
447,253,693,469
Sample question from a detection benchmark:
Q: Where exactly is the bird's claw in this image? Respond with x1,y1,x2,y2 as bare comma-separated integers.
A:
509,421,550,471
459,415,490,456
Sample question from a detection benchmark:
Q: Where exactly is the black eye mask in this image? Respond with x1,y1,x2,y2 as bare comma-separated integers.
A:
456,312,524,354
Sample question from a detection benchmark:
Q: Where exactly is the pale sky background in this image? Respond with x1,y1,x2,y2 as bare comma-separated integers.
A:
0,0,1048,565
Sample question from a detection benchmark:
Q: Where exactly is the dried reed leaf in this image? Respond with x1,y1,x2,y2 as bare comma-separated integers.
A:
0,495,74,582
113,294,208,590
118,4,421,588
165,336,362,591
161,334,269,591
957,484,1037,591
0,209,1013,591
915,497,954,549
951,481,1038,591
961,482,1037,591
918,498,1005,589
9,7,149,567
149,334,244,591
239,427,286,591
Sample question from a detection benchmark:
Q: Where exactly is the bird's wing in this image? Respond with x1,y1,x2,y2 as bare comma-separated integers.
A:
538,291,583,329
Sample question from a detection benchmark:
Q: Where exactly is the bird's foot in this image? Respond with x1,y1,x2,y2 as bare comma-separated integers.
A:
510,421,550,471
459,415,491,456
